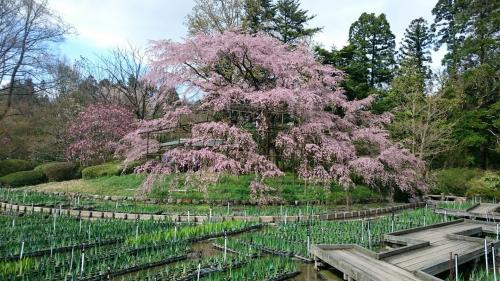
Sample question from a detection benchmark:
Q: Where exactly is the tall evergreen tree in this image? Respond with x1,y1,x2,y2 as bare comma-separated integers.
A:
432,0,463,72
432,0,498,72
315,44,370,100
399,18,433,83
348,13,396,88
268,0,321,44
243,0,274,33
432,0,499,168
458,0,499,68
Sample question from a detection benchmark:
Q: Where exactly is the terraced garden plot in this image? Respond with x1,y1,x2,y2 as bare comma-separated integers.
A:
436,201,476,210
0,188,395,217
0,204,455,281
0,213,260,281
234,208,444,258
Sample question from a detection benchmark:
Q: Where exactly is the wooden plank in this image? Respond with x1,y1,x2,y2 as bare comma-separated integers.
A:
312,245,424,281
314,220,500,281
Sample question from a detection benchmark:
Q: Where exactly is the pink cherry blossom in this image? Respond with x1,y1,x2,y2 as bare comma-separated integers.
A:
121,31,427,197
67,104,137,165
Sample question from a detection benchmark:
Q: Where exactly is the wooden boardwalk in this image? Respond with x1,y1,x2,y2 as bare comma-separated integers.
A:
435,203,500,221
468,203,500,215
312,219,499,281
311,245,427,281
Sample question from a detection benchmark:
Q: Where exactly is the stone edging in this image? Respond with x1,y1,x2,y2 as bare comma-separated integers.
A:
23,190,373,205
1,201,425,223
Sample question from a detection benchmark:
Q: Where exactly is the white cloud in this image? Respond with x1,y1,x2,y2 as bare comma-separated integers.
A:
50,0,444,70
50,0,193,49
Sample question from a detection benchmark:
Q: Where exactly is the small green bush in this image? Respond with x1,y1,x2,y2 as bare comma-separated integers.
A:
431,168,484,196
327,185,381,204
0,170,46,187
82,163,121,179
121,160,145,174
0,159,33,177
34,162,79,182
466,171,500,199
351,185,381,203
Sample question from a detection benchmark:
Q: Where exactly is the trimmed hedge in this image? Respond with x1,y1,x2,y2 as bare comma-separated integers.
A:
34,162,79,182
82,163,121,179
121,160,145,175
0,159,33,177
0,170,47,187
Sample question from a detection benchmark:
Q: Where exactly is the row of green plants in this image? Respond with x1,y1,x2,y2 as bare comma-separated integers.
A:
436,200,477,210
0,213,266,280
1,241,189,280
120,239,295,281
120,253,249,281
127,221,260,246
0,214,173,258
450,267,499,281
236,208,444,258
202,257,297,281
0,189,393,216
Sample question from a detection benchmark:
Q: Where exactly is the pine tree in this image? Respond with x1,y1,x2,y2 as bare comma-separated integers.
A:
458,0,499,68
269,0,321,44
432,0,498,71
399,18,433,82
348,12,396,88
243,0,274,33
432,0,462,72
315,45,370,100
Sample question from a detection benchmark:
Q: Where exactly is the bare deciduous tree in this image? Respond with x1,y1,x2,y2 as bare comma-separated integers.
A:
186,0,245,35
0,0,69,122
80,45,176,120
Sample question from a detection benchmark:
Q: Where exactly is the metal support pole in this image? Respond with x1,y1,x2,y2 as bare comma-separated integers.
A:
486,239,490,276
454,254,458,281
493,245,497,281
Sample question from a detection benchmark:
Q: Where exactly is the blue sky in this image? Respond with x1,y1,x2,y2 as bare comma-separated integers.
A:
50,0,445,71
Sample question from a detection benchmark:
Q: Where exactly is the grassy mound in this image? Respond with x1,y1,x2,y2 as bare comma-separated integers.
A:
82,162,121,179
34,162,79,182
0,170,46,188
0,159,33,177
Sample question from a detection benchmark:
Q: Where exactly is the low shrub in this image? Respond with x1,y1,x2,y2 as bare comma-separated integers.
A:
0,170,46,187
351,185,382,203
466,171,500,199
82,162,121,179
121,160,145,174
34,162,79,182
431,168,484,196
0,159,33,177
328,185,381,204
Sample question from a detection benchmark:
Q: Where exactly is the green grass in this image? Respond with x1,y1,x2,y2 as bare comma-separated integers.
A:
23,172,383,204
81,162,122,179
25,174,144,196
150,173,381,203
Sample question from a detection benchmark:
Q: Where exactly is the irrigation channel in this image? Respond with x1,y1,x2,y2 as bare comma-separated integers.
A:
0,190,495,280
